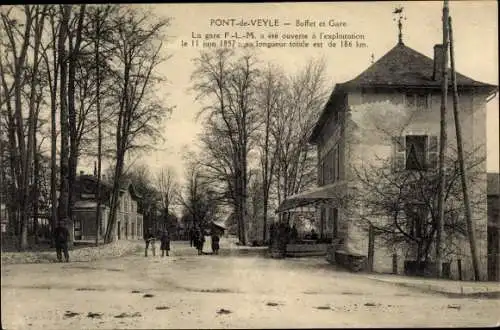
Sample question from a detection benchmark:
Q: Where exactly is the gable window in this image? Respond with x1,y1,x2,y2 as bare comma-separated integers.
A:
405,92,430,110
394,135,438,171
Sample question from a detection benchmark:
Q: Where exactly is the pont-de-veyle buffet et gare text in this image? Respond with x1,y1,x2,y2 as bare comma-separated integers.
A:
209,18,347,28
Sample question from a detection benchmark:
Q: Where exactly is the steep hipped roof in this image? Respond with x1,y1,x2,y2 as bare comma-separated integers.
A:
488,173,500,196
343,43,497,89
309,43,498,143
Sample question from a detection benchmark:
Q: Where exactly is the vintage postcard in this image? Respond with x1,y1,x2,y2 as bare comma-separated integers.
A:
1,1,499,329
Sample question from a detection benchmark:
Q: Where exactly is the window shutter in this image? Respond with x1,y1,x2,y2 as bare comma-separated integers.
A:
393,136,406,171
427,135,438,169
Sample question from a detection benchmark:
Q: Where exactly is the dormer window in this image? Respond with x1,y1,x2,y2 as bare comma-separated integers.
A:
405,92,430,110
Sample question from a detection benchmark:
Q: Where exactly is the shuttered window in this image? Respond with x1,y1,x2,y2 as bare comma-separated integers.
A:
393,135,438,171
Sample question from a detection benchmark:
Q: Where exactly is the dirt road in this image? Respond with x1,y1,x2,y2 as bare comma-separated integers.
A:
1,241,499,329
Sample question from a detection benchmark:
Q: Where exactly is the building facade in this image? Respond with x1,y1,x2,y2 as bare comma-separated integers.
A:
73,174,143,241
305,40,497,280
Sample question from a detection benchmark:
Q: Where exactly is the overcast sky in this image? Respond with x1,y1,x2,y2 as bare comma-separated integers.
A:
79,1,499,185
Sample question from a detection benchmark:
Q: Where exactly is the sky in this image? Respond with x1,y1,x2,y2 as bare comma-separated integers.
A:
79,1,499,188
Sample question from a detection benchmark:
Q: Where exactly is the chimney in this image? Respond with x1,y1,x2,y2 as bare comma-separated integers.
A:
433,44,444,81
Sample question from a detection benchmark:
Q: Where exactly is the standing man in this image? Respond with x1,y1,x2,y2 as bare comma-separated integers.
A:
144,227,156,257
197,227,205,255
211,232,220,255
53,219,70,262
160,229,170,257
189,227,195,247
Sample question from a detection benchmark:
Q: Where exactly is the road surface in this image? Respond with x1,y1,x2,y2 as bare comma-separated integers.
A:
1,241,499,329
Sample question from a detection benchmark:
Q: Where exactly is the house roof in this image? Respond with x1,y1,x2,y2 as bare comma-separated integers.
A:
342,43,497,90
309,42,498,143
488,173,500,196
76,174,113,190
75,174,142,200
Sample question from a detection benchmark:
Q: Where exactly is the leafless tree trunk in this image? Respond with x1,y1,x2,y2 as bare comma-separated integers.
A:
67,5,86,237
57,5,72,243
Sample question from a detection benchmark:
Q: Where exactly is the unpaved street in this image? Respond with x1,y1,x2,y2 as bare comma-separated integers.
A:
2,241,499,329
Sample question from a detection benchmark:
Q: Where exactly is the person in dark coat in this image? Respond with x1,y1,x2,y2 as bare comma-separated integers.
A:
144,228,156,257
189,227,195,247
211,233,220,255
196,228,205,255
160,230,170,257
310,228,319,240
290,224,298,243
53,220,70,262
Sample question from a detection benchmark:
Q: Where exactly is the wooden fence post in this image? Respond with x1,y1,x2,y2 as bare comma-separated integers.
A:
392,253,398,274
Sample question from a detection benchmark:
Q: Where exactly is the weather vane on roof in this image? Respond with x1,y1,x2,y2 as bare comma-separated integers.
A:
393,6,406,45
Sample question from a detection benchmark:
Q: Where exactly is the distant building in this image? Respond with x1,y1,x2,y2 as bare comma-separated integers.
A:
73,174,143,241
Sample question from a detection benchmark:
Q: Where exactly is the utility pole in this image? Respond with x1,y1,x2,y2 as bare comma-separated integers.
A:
448,16,481,281
436,0,450,279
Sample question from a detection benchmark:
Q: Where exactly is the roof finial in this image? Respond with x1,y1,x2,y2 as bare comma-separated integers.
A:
393,6,406,45
370,53,375,64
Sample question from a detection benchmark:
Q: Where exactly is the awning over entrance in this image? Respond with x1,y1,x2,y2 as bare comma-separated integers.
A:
276,182,348,213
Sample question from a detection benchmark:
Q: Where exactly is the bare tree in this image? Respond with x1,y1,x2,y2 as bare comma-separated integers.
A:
157,166,178,225
1,5,48,249
254,63,287,242
191,49,260,245
179,159,219,231
103,7,172,243
272,58,328,218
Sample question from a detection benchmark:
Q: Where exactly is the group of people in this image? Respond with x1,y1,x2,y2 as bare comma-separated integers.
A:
144,228,171,257
189,227,220,255
51,220,222,262
143,226,221,257
270,222,319,247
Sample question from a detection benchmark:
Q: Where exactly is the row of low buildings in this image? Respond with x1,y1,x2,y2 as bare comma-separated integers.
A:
277,36,499,281
0,173,146,242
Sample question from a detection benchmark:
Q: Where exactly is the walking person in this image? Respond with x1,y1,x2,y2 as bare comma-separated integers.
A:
144,228,156,257
53,219,70,262
211,232,220,255
160,230,170,257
